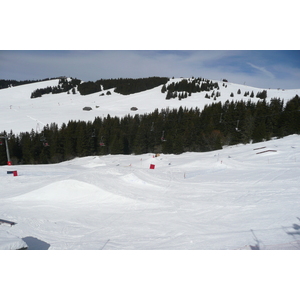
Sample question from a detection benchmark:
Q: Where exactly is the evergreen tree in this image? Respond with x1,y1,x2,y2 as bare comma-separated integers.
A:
252,121,266,143
76,122,89,157
166,90,173,100
256,90,267,99
280,95,300,135
241,109,255,143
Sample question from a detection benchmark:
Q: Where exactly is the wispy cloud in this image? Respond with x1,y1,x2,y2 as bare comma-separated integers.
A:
247,62,275,79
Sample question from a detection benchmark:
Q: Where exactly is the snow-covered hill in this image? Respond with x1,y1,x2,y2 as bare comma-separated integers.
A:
1,77,299,134
1,77,300,250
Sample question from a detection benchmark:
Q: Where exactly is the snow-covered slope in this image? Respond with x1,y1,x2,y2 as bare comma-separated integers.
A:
1,78,299,134
1,134,300,250
0,230,27,250
1,77,300,250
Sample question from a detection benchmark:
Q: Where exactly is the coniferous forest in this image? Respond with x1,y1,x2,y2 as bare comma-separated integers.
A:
1,93,300,165
0,78,59,90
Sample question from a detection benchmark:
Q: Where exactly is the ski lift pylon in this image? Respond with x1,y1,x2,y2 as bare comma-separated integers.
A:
219,113,223,123
161,131,166,142
236,120,240,132
150,122,154,132
36,122,49,147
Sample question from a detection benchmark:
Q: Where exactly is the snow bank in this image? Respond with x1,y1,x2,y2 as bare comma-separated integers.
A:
0,230,27,250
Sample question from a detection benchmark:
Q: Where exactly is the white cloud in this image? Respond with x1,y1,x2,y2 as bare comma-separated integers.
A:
247,63,275,79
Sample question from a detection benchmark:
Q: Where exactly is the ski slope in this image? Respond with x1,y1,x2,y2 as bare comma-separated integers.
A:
1,78,300,250
1,135,300,250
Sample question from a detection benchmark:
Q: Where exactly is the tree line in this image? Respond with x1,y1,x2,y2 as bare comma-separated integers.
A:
161,77,268,102
162,77,220,100
78,77,169,96
29,76,169,98
30,78,81,98
1,95,300,165
0,77,61,90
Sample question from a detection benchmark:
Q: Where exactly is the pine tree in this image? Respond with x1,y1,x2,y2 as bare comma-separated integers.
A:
281,95,300,135
252,121,266,143
166,90,173,100
256,90,267,99
76,122,89,157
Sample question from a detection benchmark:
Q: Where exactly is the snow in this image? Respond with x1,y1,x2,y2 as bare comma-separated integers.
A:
1,135,300,250
1,78,300,250
1,78,300,300
0,230,27,250
1,77,300,134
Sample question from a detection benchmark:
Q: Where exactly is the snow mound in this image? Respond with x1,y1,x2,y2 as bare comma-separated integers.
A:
13,179,108,202
121,173,160,188
0,230,28,250
63,156,106,168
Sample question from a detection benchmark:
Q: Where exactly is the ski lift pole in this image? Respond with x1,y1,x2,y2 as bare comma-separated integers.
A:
0,135,11,165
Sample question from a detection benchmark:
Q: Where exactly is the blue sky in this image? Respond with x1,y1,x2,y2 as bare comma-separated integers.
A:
1,1,299,90
1,50,299,89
